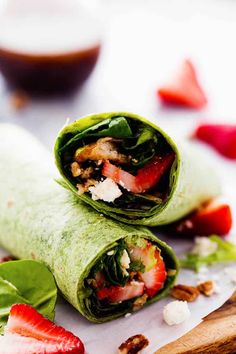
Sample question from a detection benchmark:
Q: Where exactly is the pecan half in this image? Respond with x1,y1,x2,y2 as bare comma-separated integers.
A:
170,284,200,302
197,280,214,296
118,334,149,354
133,294,148,312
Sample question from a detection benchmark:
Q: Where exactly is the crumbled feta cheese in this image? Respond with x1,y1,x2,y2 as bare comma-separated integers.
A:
191,237,218,257
163,301,190,326
120,250,131,276
89,178,122,202
224,267,236,283
124,313,131,318
107,250,115,256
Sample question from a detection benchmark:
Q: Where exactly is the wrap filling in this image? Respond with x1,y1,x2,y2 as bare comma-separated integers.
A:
59,117,176,213
85,236,175,318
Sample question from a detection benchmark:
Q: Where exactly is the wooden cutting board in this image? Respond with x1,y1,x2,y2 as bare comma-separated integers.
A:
156,291,236,354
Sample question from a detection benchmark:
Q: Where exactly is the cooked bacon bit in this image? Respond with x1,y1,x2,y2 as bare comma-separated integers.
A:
0,255,16,263
170,284,200,302
74,137,129,164
118,334,149,354
197,280,215,296
133,294,148,312
76,179,97,195
10,90,29,110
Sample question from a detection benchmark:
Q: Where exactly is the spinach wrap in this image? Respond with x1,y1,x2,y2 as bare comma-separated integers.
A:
0,124,178,323
55,112,221,226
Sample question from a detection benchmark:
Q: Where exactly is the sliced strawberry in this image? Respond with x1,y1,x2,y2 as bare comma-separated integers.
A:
102,153,175,194
193,124,236,159
141,260,167,297
1,304,84,354
96,281,144,303
170,202,232,237
157,59,207,109
129,242,167,298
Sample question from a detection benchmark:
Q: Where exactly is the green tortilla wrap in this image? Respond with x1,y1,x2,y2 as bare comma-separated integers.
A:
0,124,178,323
55,112,221,226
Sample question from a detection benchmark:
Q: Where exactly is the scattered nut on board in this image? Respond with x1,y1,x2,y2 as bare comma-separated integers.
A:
170,284,200,302
118,334,149,354
197,280,215,296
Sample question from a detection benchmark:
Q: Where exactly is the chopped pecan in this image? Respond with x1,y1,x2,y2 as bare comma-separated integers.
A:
71,162,82,177
133,294,148,312
170,284,200,302
76,179,97,195
197,280,214,296
75,137,129,164
118,334,149,354
71,162,94,179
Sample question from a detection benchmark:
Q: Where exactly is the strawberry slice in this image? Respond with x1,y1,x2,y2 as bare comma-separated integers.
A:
170,202,232,237
129,241,167,298
102,154,175,194
193,124,236,159
157,59,207,109
129,241,167,297
96,281,144,303
141,260,167,297
0,304,84,354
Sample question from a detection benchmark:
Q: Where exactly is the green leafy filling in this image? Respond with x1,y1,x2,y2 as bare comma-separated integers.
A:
180,235,236,271
0,260,57,334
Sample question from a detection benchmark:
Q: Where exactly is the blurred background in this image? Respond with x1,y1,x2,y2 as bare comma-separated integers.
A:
0,0,236,148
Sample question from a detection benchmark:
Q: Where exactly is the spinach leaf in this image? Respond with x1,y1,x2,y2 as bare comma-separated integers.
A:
59,117,132,153
180,235,236,271
123,127,157,150
0,260,57,334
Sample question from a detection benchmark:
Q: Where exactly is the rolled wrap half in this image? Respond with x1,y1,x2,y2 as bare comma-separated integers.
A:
55,112,221,226
0,124,178,323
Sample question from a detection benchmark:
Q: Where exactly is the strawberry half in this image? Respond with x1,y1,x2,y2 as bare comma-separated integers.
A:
102,154,175,194
0,304,84,354
96,281,144,303
170,202,232,237
157,59,207,109
193,124,236,160
129,241,167,298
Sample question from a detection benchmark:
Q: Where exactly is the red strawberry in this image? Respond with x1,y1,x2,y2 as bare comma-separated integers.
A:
102,154,175,194
0,304,84,354
141,261,167,297
193,124,236,159
129,242,167,298
157,59,207,109
170,202,232,237
96,281,144,303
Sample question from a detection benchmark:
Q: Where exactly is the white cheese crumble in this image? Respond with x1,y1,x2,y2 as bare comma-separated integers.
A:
191,237,218,257
163,301,190,326
107,250,115,256
120,250,131,276
89,178,122,202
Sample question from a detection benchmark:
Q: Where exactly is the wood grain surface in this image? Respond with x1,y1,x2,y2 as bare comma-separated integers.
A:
156,291,236,354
